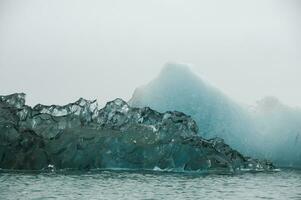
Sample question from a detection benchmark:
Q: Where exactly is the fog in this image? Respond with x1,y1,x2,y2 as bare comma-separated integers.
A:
0,0,300,107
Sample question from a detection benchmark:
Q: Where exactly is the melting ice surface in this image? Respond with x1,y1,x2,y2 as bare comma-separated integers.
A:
0,93,275,173
129,63,301,167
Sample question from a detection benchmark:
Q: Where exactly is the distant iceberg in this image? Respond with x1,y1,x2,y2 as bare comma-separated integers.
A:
129,63,301,167
250,96,301,167
129,63,259,155
0,93,274,172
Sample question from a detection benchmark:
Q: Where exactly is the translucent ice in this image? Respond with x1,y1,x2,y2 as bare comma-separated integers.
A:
0,93,274,172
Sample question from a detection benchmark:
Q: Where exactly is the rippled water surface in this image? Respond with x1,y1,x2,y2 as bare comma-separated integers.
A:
1,169,301,200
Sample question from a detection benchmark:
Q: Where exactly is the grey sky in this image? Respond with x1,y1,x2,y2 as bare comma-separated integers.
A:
0,0,300,107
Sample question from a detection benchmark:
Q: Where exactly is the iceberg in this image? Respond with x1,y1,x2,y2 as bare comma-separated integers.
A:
129,63,301,167
251,97,301,167
129,63,259,156
0,93,274,172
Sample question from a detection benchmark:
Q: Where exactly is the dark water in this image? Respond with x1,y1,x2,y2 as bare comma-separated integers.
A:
1,169,301,200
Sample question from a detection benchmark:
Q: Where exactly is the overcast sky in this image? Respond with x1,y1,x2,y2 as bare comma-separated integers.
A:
0,0,300,107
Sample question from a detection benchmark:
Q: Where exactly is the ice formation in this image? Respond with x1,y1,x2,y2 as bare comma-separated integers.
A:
251,97,301,167
129,63,301,167
0,93,274,172
129,63,259,156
